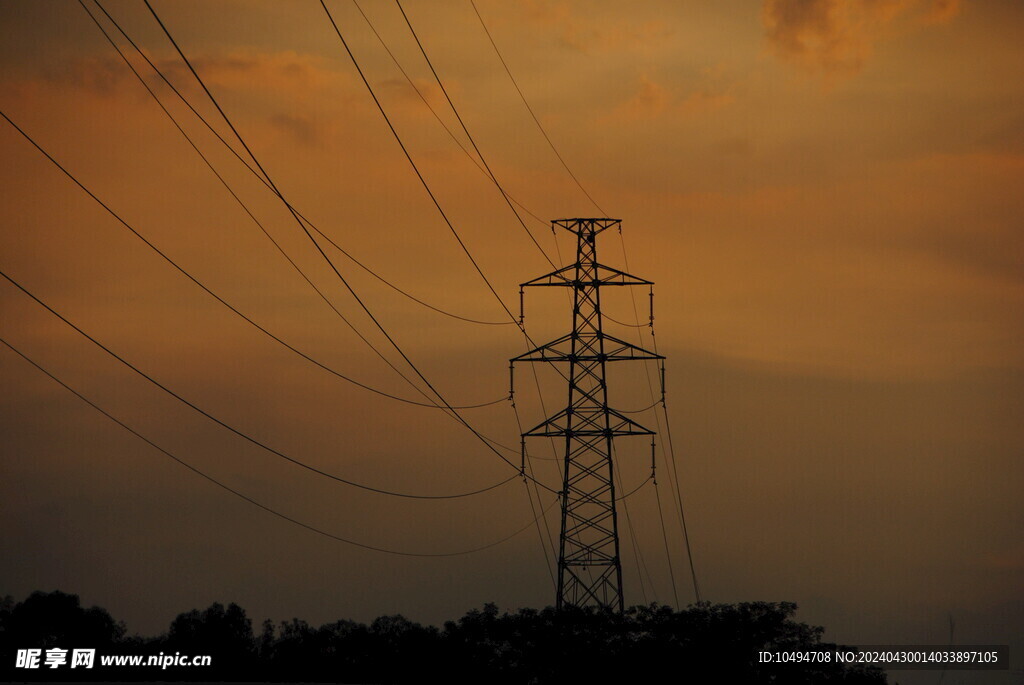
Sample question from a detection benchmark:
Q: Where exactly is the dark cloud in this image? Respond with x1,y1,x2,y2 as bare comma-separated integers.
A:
762,0,962,75
268,112,323,146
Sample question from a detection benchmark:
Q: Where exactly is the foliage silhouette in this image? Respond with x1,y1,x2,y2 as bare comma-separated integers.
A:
0,590,124,649
1,590,887,683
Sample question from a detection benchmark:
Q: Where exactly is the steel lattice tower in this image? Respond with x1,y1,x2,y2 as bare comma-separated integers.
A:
512,218,662,611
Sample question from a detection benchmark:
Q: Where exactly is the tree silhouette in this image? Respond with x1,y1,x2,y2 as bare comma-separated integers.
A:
1,590,887,683
0,590,124,650
164,601,254,678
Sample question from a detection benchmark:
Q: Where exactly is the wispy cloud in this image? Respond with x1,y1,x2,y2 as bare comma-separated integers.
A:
35,48,346,102
607,72,734,122
762,0,962,76
520,0,672,54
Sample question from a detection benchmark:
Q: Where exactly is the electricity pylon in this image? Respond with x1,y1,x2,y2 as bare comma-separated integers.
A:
511,218,662,611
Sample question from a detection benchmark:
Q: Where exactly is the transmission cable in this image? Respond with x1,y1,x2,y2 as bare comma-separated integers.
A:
510,396,558,584
0,267,516,501
144,2,558,493
0,334,553,557
604,312,650,328
351,0,550,232
613,448,653,605
470,0,607,216
320,0,573,397
360,3,664,593
616,473,654,502
618,400,661,415
91,0,510,329
617,230,702,604
79,1,505,415
0,106,495,411
317,0,521,325
304,219,512,326
658,378,702,603
653,477,681,607
394,0,557,270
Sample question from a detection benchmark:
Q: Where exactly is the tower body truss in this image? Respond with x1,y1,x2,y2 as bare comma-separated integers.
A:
512,218,661,611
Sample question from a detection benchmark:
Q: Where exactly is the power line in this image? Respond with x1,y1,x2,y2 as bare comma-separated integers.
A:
470,0,607,216
305,219,512,326
653,478,681,607
0,334,554,557
521,478,556,591
616,474,654,502
350,0,550,232
394,0,557,270
0,266,515,501
78,0,505,416
134,3,691,606
0,105,495,412
14,1,691,601
614,446,654,606
510,397,558,586
317,0,520,326
304,1,567,493
90,0,510,329
115,0,569,401
658,391,702,603
616,231,702,604
618,400,662,415
138,2,557,493
603,312,650,328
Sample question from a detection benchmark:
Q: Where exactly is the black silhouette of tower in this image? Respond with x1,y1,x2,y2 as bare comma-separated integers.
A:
512,218,662,611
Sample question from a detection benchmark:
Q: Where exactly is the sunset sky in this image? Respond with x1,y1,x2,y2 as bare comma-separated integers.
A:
1,0,1021,677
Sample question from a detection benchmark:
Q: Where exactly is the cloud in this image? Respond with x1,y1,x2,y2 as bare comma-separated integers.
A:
378,77,449,118
268,112,324,147
32,48,347,104
520,0,672,54
608,73,734,122
762,0,962,76
154,49,346,99
36,54,139,99
616,74,671,119
923,0,963,24
9,47,364,150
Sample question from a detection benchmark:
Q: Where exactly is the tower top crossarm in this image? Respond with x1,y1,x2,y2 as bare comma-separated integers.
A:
521,218,650,289
553,218,620,238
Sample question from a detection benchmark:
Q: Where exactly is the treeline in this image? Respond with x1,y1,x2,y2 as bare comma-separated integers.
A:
0,590,886,683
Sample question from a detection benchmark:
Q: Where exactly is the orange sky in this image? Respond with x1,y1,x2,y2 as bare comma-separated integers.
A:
1,0,1021,672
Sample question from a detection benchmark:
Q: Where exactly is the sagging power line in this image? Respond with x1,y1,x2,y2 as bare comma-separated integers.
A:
0,335,553,556
5,1,702,607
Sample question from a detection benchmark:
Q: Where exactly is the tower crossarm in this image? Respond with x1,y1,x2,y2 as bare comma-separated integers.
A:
522,407,655,438
601,333,662,361
510,332,662,364
552,217,621,235
520,262,652,288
